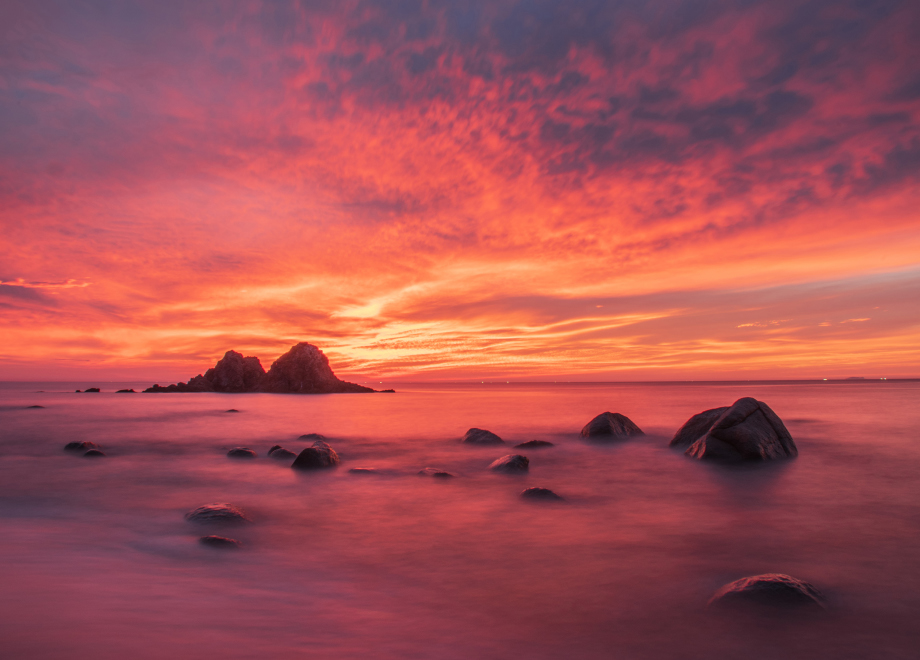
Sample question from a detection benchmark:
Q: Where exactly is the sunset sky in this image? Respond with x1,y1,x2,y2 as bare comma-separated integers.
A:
1,0,919,381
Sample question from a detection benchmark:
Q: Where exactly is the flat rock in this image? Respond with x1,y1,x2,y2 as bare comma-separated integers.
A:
291,441,340,470
514,440,554,449
64,441,100,452
418,467,455,478
185,503,250,525
83,449,106,458
225,409,240,413
462,428,504,444
581,412,644,439
227,447,257,459
115,389,136,393
349,467,381,474
521,487,563,500
199,535,241,549
671,398,797,461
489,454,529,473
82,388,100,393
709,574,825,609
26,405,45,409
299,433,326,440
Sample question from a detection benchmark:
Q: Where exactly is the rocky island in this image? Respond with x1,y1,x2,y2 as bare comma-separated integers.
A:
145,342,379,394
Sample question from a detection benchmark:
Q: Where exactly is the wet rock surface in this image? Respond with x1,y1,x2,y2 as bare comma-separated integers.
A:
581,412,644,439
227,447,257,459
185,503,250,525
462,428,504,444
64,441,100,452
83,449,106,458
521,487,563,500
418,467,455,478
709,573,825,609
671,397,797,461
291,441,340,470
489,454,529,473
514,440,554,448
199,535,241,549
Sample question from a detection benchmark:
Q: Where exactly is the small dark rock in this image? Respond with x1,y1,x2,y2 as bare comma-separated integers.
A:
581,412,644,439
514,440,554,449
83,449,106,458
709,574,825,609
381,389,396,393
489,454,529,473
225,409,240,413
115,389,136,393
462,428,504,444
227,447,257,459
418,467,455,478
269,448,296,460
299,433,326,440
268,444,283,455
26,405,45,409
75,390,81,393
83,388,101,393
199,535,241,549
350,467,381,474
185,503,250,525
64,441,100,452
521,487,563,500
291,441,340,470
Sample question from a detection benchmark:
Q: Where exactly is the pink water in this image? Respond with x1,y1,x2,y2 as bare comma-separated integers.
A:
1,381,918,659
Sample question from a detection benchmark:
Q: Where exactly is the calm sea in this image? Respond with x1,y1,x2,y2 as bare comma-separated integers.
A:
0,381,918,659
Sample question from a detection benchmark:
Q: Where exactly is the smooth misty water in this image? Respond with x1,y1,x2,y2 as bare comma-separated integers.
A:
0,381,918,659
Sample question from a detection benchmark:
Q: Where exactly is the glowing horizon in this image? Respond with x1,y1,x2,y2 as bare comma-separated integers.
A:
2,1,919,381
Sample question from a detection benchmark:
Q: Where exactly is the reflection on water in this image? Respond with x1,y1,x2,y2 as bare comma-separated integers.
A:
1,382,918,659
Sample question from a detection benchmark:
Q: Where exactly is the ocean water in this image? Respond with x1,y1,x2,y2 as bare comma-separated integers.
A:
0,381,918,659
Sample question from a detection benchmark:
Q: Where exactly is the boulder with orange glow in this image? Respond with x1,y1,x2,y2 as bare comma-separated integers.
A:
671,397,797,461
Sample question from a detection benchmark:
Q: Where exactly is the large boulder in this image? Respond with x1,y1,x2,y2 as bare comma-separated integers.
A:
581,412,644,439
262,343,373,393
291,440,340,470
489,454,529,473
462,428,504,444
671,398,797,461
709,574,825,609
185,503,250,525
205,351,266,392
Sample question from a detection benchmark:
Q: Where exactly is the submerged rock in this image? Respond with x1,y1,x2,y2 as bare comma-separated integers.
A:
115,389,136,393
83,449,106,458
709,574,825,609
580,412,644,439
227,447,257,459
350,467,381,475
199,535,241,549
671,398,797,461
269,448,296,460
462,428,504,444
26,405,45,409
514,440,554,449
225,409,240,413
82,388,100,393
185,503,250,525
291,441,340,470
418,467,455,478
64,441,100,452
521,487,563,500
489,454,529,473
299,433,326,440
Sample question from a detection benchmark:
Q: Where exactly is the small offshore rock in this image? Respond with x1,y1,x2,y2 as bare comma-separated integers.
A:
83,449,106,458
489,454,529,473
199,535,241,549
268,444,283,455
227,447,257,459
581,412,644,439
225,409,240,413
709,574,825,609
462,428,504,444
64,441,100,452
291,441,340,470
185,503,250,525
380,389,396,393
514,440,554,449
672,398,797,461
350,467,381,474
115,389,136,393
299,433,326,440
26,405,45,409
521,487,563,500
270,448,296,460
418,467,455,478
83,388,101,393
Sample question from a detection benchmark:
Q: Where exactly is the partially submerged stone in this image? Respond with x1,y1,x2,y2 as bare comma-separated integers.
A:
462,428,504,444
268,445,296,460
418,467,455,478
299,433,326,440
225,409,240,413
83,449,106,458
26,405,45,409
185,503,250,525
115,389,135,393
581,412,644,439
489,454,529,473
514,440,555,449
64,441,100,452
521,487,563,500
709,574,825,609
349,467,381,475
671,398,797,461
199,535,241,549
227,447,257,459
291,441,340,470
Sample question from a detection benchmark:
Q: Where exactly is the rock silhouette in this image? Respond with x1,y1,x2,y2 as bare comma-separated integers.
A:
489,454,529,473
185,503,250,525
671,398,797,461
462,428,504,444
299,433,326,440
64,441,100,452
227,447,257,459
291,440,340,470
144,343,376,394
521,487,563,500
514,440,554,448
115,389,135,393
268,445,296,460
26,405,45,409
83,449,106,458
199,535,241,549
581,412,644,439
709,574,824,609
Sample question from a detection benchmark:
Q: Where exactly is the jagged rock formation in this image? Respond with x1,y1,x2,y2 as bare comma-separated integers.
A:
144,343,376,394
581,412,644,439
670,397,797,461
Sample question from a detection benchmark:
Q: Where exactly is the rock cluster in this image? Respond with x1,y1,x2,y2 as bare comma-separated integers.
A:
144,343,376,394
